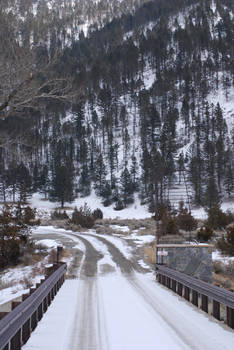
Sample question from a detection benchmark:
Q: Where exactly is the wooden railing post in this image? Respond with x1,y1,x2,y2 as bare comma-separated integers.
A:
10,329,21,350
226,307,234,329
22,320,30,344
177,282,183,296
172,280,177,292
184,286,190,301
201,295,208,313
213,300,220,320
192,290,198,307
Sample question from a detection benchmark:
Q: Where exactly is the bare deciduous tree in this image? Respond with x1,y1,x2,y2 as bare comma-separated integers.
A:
0,5,77,120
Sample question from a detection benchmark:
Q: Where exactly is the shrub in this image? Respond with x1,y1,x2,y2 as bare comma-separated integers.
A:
217,226,234,256
197,225,213,242
23,206,36,224
51,209,69,220
226,211,234,225
93,208,103,219
176,209,197,232
154,204,170,221
102,198,112,207
114,200,124,211
160,211,179,235
70,204,95,228
206,205,231,229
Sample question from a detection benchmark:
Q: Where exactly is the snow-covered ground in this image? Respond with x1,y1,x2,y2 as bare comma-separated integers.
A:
29,192,234,221
29,191,152,220
191,201,234,220
0,228,73,306
0,263,44,305
124,233,155,246
212,250,234,265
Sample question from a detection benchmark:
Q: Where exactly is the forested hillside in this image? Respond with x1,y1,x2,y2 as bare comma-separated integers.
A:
0,0,233,212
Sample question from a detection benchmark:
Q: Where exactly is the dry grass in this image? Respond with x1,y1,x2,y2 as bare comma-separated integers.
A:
144,243,156,265
0,279,15,290
213,260,234,291
61,249,72,259
94,218,156,237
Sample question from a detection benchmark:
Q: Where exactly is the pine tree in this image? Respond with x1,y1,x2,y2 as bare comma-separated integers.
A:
204,176,220,209
39,165,49,199
224,164,234,197
51,162,74,207
94,154,107,196
120,166,134,207
79,163,91,197
0,205,21,268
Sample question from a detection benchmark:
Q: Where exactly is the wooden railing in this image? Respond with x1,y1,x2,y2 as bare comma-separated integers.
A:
0,263,67,350
156,264,234,329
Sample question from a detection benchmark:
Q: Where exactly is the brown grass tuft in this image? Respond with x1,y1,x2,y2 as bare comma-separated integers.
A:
144,243,156,264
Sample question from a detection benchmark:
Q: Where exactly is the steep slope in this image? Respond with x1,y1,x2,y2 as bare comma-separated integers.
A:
0,0,233,213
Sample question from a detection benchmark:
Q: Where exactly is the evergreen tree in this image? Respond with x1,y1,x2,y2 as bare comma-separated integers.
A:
39,165,49,199
94,154,107,196
204,176,220,209
120,166,134,207
79,163,91,197
50,162,74,207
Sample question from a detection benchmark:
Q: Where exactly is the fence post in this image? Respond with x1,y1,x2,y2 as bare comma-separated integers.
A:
201,295,208,313
192,290,198,307
177,282,183,296
172,280,177,292
22,319,31,344
226,307,234,329
184,286,190,301
213,300,220,320
10,329,21,350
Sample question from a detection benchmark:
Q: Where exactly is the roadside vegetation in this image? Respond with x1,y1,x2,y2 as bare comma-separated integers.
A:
0,201,40,269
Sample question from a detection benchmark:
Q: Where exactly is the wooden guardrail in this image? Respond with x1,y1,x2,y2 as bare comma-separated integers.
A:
156,264,234,330
0,263,67,350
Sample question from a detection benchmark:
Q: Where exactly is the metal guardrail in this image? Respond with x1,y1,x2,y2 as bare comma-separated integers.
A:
156,264,234,329
0,263,66,350
156,264,234,309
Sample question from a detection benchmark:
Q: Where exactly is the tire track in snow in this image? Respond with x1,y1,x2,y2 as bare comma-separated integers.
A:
83,233,138,274
65,234,109,350
80,233,231,350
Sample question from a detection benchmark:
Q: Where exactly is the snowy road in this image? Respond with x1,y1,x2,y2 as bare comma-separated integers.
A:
23,230,234,350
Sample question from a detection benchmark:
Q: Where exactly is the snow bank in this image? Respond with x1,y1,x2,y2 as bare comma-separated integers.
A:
0,264,44,305
212,250,234,265
125,233,155,246
35,239,62,249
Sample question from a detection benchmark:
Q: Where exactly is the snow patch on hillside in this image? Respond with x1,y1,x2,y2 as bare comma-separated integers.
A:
30,191,152,220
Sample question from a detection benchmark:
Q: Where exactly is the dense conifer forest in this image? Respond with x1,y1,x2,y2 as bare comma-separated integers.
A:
0,0,233,212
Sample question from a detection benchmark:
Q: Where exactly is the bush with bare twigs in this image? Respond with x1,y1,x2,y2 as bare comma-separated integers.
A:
217,226,234,256
70,203,95,228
